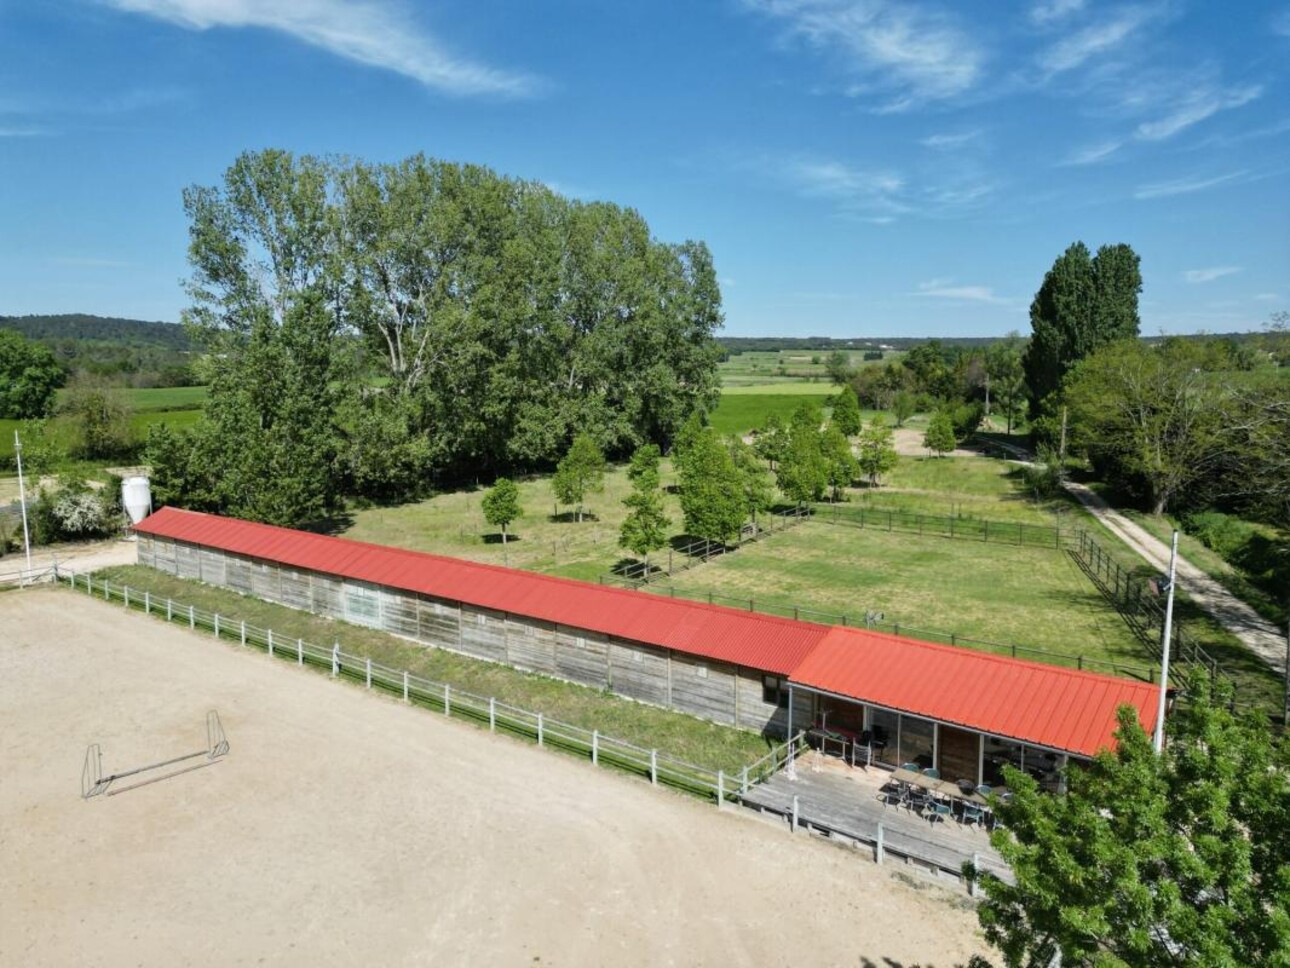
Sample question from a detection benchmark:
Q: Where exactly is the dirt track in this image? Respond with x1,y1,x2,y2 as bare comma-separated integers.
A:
1,589,988,967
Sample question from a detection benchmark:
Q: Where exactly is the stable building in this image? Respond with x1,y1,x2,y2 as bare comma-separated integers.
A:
133,507,1159,787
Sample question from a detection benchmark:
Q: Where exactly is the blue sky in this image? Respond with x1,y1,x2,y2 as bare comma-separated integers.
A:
1,0,1287,337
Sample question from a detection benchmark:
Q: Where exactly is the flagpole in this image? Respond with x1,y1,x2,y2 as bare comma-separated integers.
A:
14,431,33,578
1153,530,1179,754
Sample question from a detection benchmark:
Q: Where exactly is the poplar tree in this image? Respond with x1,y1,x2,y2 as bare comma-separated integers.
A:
830,384,863,437
552,434,606,522
619,445,670,573
856,417,898,486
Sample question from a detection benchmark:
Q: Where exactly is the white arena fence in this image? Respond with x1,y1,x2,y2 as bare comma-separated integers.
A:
0,565,58,588
58,571,805,806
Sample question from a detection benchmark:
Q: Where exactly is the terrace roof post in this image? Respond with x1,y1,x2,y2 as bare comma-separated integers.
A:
785,684,797,781
1153,531,1179,754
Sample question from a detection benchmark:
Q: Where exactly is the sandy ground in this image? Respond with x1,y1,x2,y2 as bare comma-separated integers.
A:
0,537,137,579
1,589,988,968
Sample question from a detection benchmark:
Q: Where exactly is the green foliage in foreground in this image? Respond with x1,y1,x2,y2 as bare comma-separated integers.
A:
481,478,522,543
92,565,773,774
552,434,607,523
974,672,1290,967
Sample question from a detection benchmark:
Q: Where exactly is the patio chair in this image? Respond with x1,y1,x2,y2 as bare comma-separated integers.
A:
900,762,921,772
959,800,986,829
927,798,952,826
905,785,931,815
878,781,905,810
922,767,940,780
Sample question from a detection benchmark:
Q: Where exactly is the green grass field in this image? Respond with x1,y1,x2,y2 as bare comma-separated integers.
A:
718,349,901,386
0,385,208,465
845,456,1083,526
93,564,774,773
663,522,1149,673
343,459,687,583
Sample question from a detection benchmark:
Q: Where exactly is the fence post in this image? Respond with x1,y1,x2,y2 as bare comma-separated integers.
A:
741,766,749,794
983,520,988,543
241,620,246,646
489,697,496,732
144,591,150,614
189,605,194,629
537,713,544,747
403,670,409,702
876,822,885,864
366,657,372,689
791,795,799,833
214,613,219,638
970,853,980,897
331,643,339,677
651,749,658,786
717,770,724,808
297,637,303,666
592,729,598,765
268,629,274,658
105,579,110,601
444,683,451,717
86,574,92,595
124,587,129,609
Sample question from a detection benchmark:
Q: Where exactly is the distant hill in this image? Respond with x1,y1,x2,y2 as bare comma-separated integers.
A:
0,313,190,350
0,314,197,387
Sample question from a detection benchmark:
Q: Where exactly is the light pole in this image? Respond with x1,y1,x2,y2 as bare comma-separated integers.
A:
1153,530,1179,754
14,430,33,578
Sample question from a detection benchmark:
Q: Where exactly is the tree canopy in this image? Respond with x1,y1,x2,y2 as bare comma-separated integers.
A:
830,384,863,437
481,477,523,544
856,417,898,487
923,410,956,457
676,426,745,546
1024,242,1141,412
776,403,829,505
974,672,1290,967
150,149,724,526
552,434,606,522
0,329,62,419
619,444,670,569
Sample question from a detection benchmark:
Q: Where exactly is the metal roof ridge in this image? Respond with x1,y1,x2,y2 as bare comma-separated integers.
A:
809,624,1158,692
134,507,836,635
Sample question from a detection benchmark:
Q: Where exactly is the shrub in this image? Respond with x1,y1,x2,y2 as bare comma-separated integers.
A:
1182,510,1257,561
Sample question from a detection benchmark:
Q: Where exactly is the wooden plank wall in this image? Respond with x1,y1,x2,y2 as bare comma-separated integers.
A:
607,637,670,707
136,536,155,568
670,654,738,726
417,595,460,650
554,625,609,690
459,605,508,663
151,539,809,738
176,542,202,580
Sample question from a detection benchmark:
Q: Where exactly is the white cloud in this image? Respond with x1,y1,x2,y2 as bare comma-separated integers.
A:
1030,0,1086,25
742,0,983,110
1136,84,1261,140
101,0,539,97
0,126,50,137
920,130,981,150
1038,6,1158,76
1253,292,1282,302
1183,266,1242,283
915,279,1011,305
1061,140,1121,165
1134,169,1249,199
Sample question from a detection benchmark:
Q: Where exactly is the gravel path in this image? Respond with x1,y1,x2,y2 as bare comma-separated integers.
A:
1062,481,1287,675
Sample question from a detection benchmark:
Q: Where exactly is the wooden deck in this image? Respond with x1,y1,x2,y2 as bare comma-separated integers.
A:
739,753,1011,884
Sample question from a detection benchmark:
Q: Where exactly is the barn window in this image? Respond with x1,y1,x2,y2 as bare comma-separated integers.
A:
697,664,708,679
763,675,788,708
633,651,643,663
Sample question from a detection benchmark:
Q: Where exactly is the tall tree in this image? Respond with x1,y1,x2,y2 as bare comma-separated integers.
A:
856,417,898,486
60,377,132,459
676,426,745,548
923,410,956,457
552,433,606,522
176,150,351,526
481,477,523,544
729,435,775,534
1063,338,1227,514
753,412,789,470
985,333,1028,434
0,329,62,419
825,349,853,385
820,425,858,502
619,447,670,573
1023,241,1141,413
777,403,828,505
830,384,863,437
973,672,1290,967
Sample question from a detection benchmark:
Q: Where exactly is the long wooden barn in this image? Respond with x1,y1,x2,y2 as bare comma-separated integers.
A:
133,507,1159,787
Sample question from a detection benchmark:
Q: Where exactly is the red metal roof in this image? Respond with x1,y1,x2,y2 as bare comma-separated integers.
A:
789,625,1160,757
133,507,830,675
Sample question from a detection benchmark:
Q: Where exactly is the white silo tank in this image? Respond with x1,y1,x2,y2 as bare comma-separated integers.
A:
122,476,153,525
